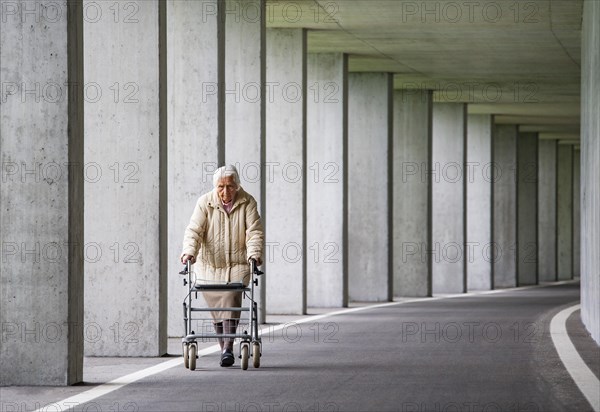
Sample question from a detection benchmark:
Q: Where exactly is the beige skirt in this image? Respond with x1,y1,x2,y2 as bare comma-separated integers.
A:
202,290,243,323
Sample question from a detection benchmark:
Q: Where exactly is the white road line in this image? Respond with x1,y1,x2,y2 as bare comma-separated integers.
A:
33,358,183,412
35,296,452,411
550,304,600,412
35,280,581,411
33,300,412,412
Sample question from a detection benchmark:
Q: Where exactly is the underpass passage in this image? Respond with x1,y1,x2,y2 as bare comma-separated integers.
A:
16,282,600,412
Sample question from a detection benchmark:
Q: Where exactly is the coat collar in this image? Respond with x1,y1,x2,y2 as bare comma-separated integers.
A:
206,187,248,213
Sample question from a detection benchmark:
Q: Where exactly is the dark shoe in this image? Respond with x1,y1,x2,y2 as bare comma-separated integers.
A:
220,350,235,367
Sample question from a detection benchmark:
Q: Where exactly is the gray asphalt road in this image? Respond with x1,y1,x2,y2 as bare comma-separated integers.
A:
18,282,600,412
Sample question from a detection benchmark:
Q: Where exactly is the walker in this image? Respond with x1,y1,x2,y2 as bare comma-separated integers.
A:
180,259,263,370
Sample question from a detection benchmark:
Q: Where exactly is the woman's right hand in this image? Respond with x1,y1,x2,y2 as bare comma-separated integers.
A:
181,254,196,264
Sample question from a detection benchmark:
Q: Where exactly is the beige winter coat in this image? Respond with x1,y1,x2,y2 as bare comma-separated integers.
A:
181,187,264,286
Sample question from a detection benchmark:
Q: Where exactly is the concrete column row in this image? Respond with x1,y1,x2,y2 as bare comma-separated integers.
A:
263,52,583,307
392,106,578,296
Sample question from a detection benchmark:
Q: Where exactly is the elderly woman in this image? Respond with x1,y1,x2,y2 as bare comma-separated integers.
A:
180,165,263,367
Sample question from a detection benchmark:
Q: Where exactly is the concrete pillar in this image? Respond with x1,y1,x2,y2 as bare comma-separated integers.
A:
537,140,557,281
557,144,573,280
432,103,466,294
517,133,538,285
581,0,600,344
466,114,492,291
306,53,348,307
0,1,84,385
224,0,266,321
167,0,225,336
393,90,433,297
265,29,306,314
572,148,581,277
492,124,517,288
84,1,167,355
225,0,263,198
348,73,393,301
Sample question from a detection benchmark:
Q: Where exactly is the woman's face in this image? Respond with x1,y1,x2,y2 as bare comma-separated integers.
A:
217,175,238,203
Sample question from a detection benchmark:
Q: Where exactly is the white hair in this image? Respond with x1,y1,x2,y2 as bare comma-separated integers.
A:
213,165,240,188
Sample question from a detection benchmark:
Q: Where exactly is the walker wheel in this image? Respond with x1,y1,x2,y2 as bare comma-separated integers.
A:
241,345,249,370
252,342,261,368
189,344,197,371
183,343,189,369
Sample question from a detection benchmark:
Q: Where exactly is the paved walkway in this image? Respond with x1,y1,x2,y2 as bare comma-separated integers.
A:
2,281,598,412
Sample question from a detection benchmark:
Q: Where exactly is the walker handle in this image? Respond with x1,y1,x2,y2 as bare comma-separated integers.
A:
250,258,263,276
179,259,192,275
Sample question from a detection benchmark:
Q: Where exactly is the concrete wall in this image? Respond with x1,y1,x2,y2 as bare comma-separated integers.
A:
265,29,306,314
557,144,573,280
466,114,492,291
348,73,393,301
306,53,347,307
432,103,466,293
393,90,432,297
572,148,581,278
581,0,600,344
517,133,538,285
0,1,84,385
84,1,167,355
492,124,517,288
537,140,557,282
167,0,224,337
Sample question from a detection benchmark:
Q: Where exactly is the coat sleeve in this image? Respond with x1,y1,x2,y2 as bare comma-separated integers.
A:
181,197,208,258
245,196,264,261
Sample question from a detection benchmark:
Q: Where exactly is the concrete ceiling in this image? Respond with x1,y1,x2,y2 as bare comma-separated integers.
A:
265,0,583,138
